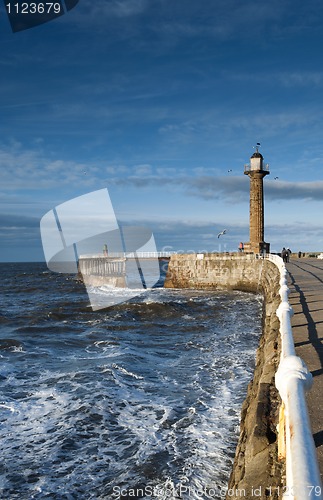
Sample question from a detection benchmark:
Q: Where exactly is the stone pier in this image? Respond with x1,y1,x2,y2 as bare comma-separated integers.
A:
78,256,127,287
165,253,285,497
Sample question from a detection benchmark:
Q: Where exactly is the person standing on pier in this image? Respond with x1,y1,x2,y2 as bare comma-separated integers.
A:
281,247,289,263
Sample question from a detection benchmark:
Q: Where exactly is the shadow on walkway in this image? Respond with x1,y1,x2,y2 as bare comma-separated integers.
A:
288,262,323,374
287,260,323,468
314,430,323,448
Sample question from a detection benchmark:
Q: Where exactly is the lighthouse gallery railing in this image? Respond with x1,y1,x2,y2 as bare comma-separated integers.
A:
266,254,322,499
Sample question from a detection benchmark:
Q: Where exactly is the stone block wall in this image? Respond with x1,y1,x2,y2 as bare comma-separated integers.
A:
165,253,285,498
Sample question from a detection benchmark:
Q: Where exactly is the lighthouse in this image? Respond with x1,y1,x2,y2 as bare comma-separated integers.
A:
243,143,270,254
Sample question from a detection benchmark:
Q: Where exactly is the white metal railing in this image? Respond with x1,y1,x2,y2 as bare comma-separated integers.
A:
78,256,126,277
78,251,174,259
244,163,270,173
266,254,322,499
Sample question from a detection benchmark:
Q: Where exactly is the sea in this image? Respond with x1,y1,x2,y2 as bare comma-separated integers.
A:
0,262,263,500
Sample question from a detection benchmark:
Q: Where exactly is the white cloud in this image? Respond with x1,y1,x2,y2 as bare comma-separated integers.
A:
0,143,99,190
223,70,323,88
2,137,323,206
110,171,323,204
61,0,149,28
108,0,148,17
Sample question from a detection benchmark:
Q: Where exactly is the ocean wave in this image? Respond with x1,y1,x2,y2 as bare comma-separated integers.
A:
0,263,263,499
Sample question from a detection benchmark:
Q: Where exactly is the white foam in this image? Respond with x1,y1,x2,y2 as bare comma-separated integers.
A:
112,363,144,380
0,403,16,414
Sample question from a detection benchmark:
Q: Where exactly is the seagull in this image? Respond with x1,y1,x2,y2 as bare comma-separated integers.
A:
217,229,227,238
227,169,232,173
274,176,279,180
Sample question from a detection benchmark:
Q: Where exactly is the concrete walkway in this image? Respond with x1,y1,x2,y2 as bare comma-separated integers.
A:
287,258,323,480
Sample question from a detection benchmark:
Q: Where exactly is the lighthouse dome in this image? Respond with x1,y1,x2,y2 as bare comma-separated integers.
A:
251,151,263,159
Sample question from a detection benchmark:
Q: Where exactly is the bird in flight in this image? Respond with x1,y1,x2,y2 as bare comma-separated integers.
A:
274,176,279,180
217,229,227,238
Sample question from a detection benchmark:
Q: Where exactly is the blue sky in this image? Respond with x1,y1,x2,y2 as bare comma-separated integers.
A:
1,0,323,261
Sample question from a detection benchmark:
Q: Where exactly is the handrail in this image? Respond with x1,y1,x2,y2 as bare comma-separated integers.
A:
78,251,174,259
244,163,270,173
266,254,322,499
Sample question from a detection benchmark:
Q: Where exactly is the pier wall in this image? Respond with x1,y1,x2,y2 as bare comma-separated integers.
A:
78,257,127,287
165,253,284,498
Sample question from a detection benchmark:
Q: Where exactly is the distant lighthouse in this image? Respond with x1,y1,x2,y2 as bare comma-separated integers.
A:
243,143,270,254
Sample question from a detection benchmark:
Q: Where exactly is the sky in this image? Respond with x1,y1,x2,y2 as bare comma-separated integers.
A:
2,0,323,262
